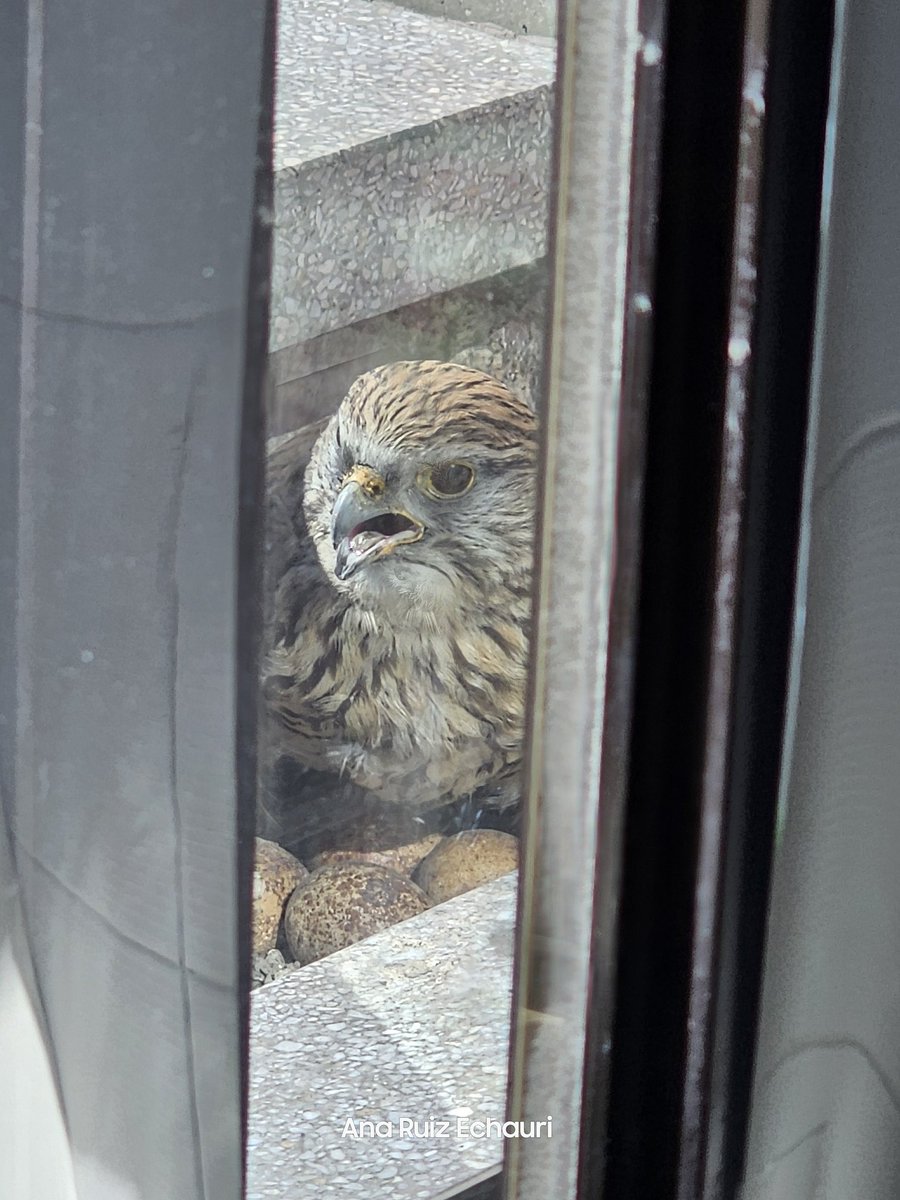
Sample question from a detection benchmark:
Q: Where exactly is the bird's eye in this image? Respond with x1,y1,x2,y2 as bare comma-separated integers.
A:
419,461,475,499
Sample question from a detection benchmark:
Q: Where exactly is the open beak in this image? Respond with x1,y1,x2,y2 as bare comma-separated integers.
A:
331,470,424,581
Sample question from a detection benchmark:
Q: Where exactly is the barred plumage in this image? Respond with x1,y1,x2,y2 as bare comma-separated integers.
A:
261,361,537,826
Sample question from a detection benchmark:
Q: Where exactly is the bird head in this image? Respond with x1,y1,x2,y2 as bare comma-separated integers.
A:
303,361,538,616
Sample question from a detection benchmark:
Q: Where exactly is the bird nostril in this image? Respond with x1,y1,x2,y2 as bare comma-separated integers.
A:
342,464,386,499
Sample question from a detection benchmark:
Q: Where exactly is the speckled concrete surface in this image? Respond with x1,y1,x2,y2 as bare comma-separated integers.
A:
394,0,557,40
246,873,516,1199
271,0,554,351
268,263,548,435
275,0,553,164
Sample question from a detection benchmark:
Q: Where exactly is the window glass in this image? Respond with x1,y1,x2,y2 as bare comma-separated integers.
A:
248,3,557,1196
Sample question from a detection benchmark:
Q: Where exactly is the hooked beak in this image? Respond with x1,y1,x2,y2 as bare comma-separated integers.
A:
331,467,424,581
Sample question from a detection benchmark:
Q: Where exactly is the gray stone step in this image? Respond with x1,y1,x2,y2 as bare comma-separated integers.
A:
247,874,516,1199
272,0,554,351
390,0,557,41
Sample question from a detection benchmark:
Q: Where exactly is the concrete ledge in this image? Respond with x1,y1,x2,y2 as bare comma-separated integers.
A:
268,263,547,435
272,0,554,351
391,0,557,41
247,874,516,1199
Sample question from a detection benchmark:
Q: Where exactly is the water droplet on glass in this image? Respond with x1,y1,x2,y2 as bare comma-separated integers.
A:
743,68,765,115
633,292,652,314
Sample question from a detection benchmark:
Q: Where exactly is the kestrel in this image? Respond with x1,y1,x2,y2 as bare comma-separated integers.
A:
261,360,537,838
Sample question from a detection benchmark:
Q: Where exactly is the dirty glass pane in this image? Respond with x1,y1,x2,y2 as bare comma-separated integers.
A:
247,2,556,1196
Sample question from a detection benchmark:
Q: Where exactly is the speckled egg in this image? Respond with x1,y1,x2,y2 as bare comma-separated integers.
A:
308,832,443,876
413,830,519,904
284,862,431,966
252,838,309,954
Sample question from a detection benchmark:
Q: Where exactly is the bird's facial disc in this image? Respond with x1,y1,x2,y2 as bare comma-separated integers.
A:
331,466,424,581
